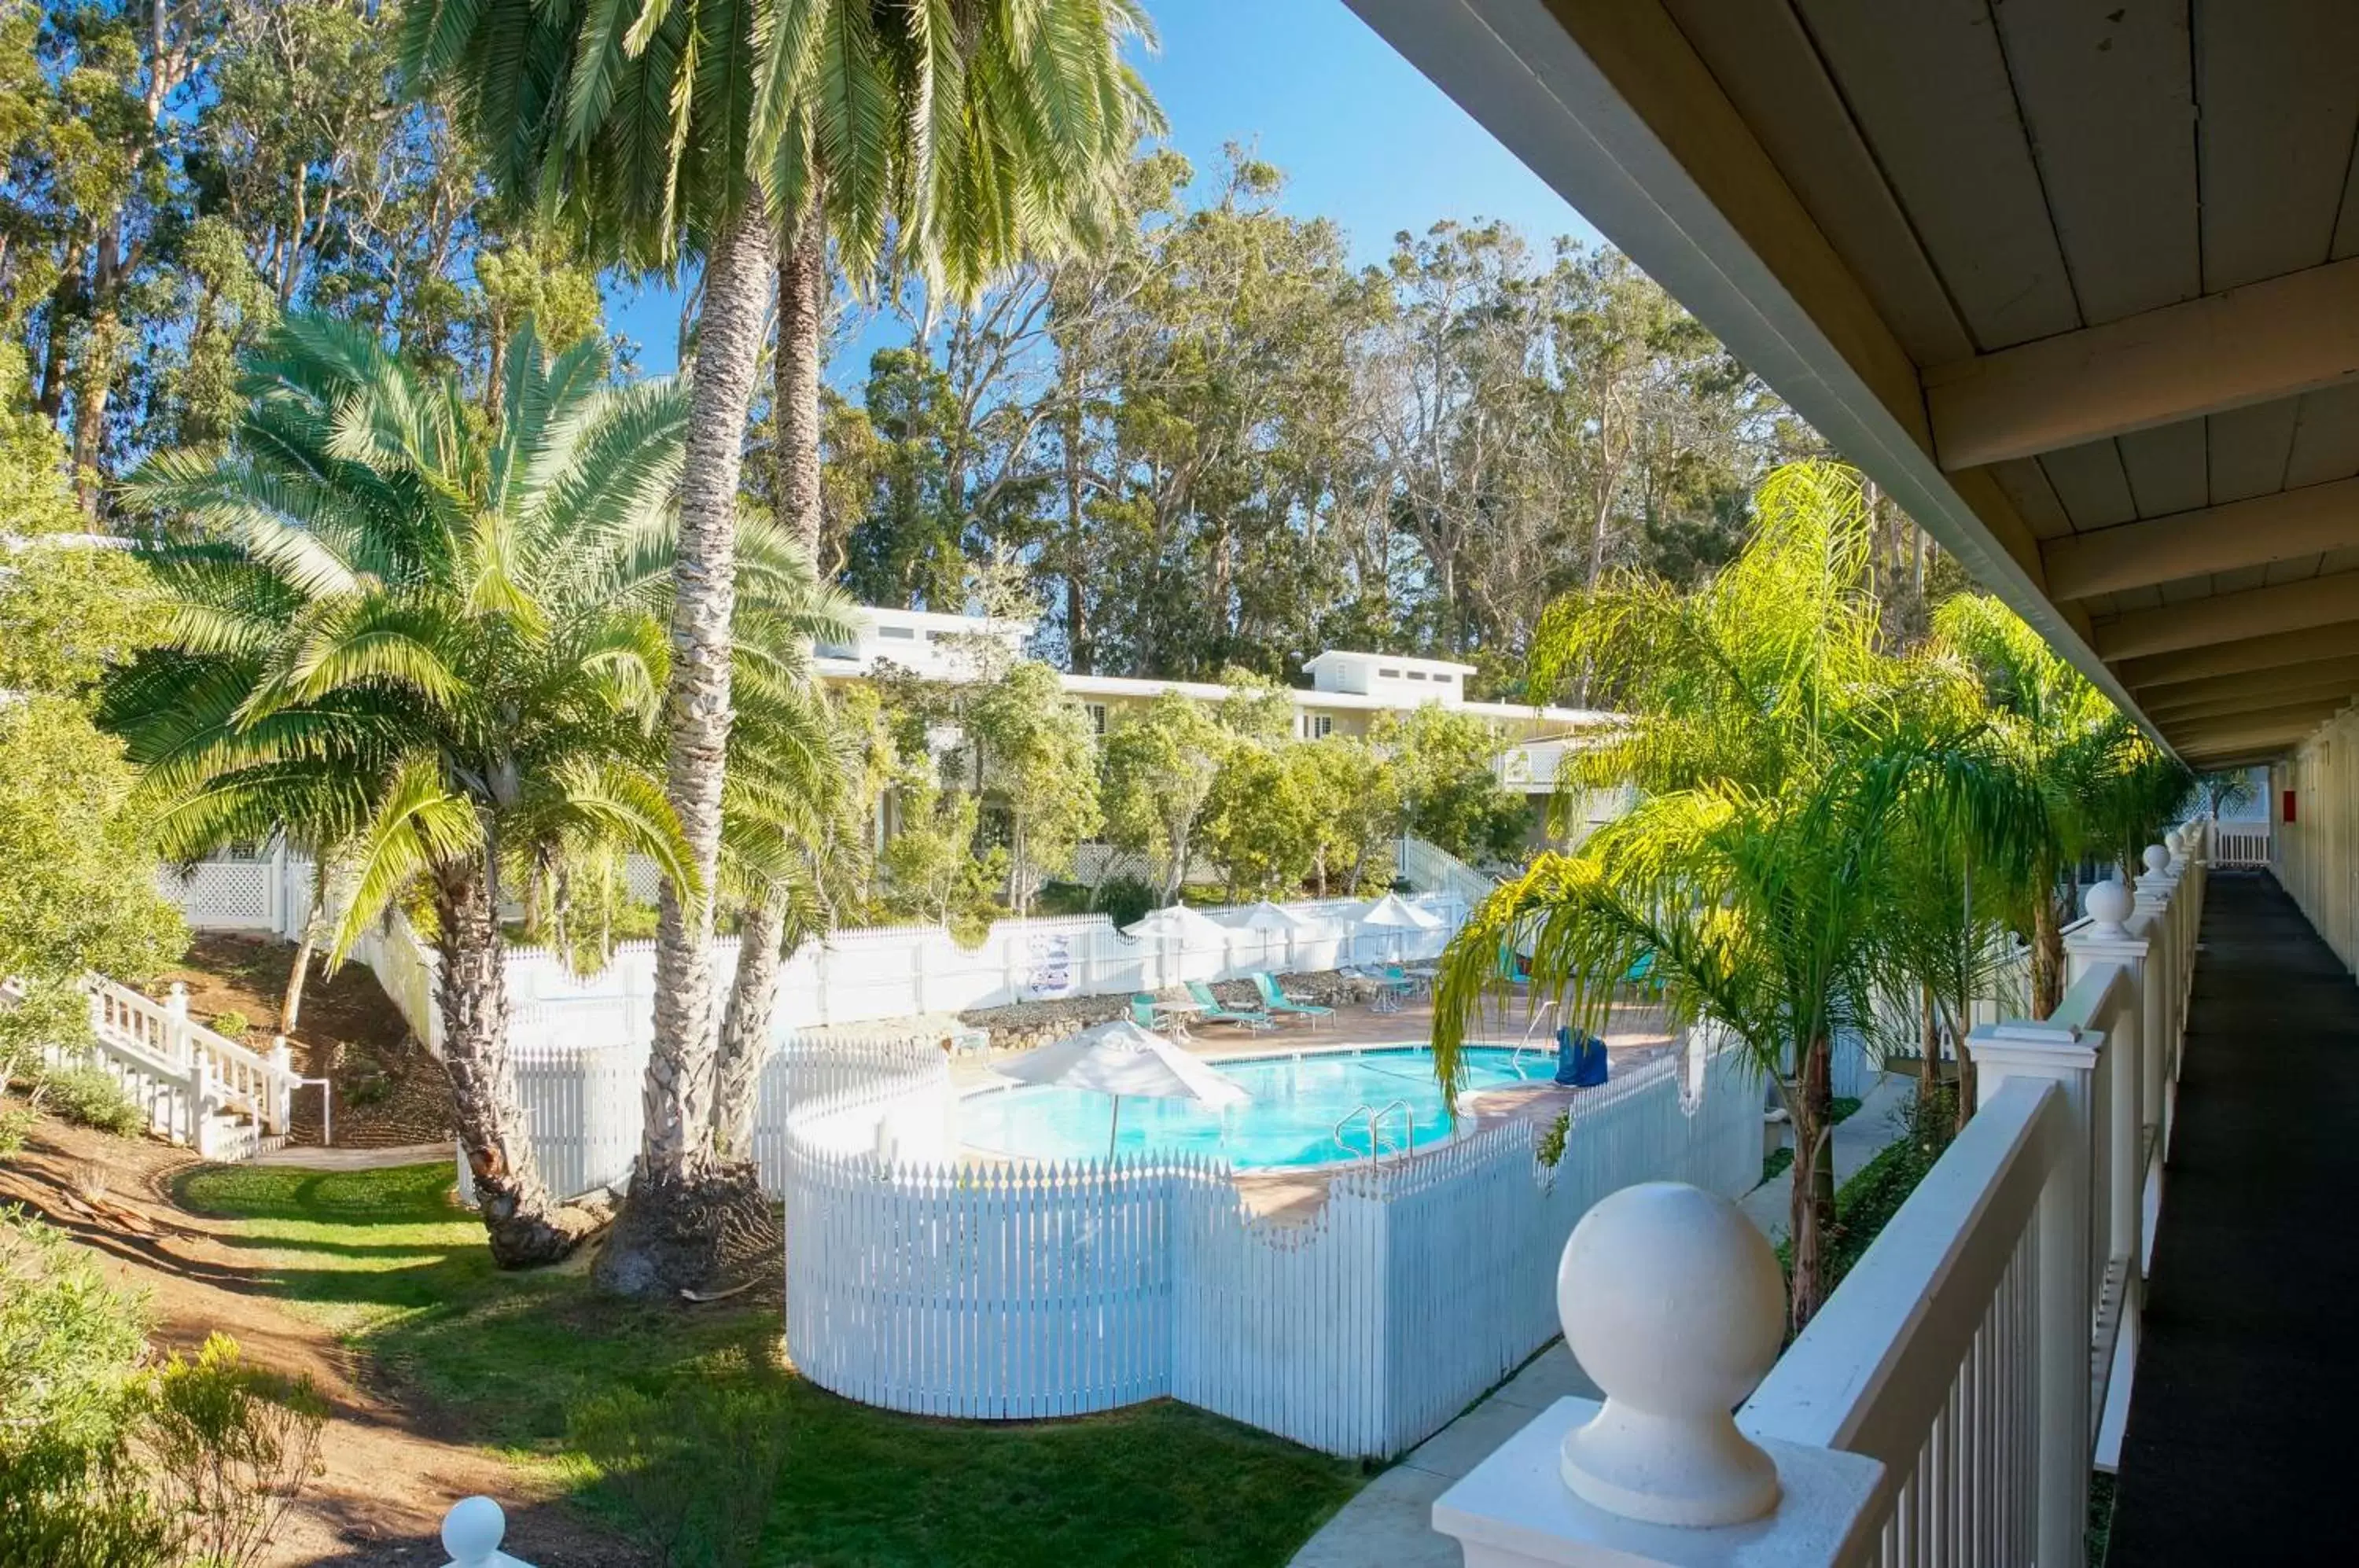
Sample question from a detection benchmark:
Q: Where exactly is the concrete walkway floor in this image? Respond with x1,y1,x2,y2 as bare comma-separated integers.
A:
248,1141,449,1170
1288,1343,1602,1568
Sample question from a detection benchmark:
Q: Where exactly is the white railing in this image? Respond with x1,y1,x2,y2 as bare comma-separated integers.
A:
63,976,303,1158
782,1037,1757,1458
1397,834,1500,907
1429,825,2210,1567
2206,820,2270,867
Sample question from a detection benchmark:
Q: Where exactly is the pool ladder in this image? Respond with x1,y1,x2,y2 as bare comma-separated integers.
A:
1509,999,1560,1071
1334,1099,1414,1171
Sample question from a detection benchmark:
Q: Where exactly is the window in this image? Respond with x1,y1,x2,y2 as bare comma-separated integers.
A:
878,625,916,640
1378,667,1401,679
1405,670,1426,681
1308,713,1334,739
1085,702,1108,737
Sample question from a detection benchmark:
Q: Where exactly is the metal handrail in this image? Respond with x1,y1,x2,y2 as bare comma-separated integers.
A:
1334,1099,1417,1171
1509,999,1560,1069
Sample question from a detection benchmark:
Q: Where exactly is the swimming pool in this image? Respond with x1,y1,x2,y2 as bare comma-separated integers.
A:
959,1045,1548,1170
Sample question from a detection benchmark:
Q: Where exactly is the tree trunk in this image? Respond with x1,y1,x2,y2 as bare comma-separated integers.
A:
435,859,595,1268
775,197,826,556
609,195,777,1297
712,898,787,1164
1787,1033,1837,1334
1917,982,1939,1107
2030,877,2066,1020
279,931,315,1036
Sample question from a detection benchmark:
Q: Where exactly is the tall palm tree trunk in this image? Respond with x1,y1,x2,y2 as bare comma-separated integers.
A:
700,195,828,1173
776,195,826,558
604,197,777,1297
713,897,787,1163
436,859,591,1268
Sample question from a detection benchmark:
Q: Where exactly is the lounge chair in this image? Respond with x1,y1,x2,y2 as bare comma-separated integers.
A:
1184,980,1277,1030
1249,971,1332,1026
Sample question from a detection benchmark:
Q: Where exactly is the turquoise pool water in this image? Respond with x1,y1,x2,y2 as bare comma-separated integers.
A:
959,1045,1545,1169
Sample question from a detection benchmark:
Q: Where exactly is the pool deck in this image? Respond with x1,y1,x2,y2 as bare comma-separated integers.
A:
950,992,1680,1221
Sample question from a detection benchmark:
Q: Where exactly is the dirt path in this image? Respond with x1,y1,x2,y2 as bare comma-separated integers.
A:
0,1117,637,1566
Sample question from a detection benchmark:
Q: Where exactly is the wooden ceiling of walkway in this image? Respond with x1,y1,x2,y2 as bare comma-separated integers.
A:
1346,0,2359,763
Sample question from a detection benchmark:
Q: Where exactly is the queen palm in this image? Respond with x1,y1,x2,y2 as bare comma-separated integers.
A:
1439,464,2037,1328
404,0,1161,1294
1932,594,2186,1017
104,315,698,1267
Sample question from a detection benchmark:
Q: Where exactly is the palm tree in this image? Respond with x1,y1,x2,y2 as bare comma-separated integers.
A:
404,0,1161,1294
104,316,696,1268
1441,464,2036,1329
1932,595,2187,1016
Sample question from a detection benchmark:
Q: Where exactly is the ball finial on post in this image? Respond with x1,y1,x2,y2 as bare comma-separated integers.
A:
2085,877,2134,937
1555,1182,1786,1526
2142,843,2171,878
441,1496,506,1566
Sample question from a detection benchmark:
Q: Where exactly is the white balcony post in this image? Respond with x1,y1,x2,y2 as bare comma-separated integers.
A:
269,1035,294,1135
1428,1183,1883,1566
1967,1010,2100,1568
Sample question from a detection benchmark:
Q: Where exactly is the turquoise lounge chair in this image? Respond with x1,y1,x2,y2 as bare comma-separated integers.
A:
1129,994,1163,1029
1249,971,1333,1026
1185,980,1277,1030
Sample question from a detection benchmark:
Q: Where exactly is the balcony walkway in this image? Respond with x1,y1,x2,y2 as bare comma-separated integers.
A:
2107,870,2359,1564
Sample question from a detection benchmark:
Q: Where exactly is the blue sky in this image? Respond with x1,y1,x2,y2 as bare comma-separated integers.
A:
606,0,1602,377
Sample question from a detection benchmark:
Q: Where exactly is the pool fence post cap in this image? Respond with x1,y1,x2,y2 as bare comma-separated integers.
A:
1554,1181,1784,1527
2082,877,2134,937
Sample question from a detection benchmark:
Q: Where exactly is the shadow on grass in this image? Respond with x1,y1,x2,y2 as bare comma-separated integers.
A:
182,1161,1367,1568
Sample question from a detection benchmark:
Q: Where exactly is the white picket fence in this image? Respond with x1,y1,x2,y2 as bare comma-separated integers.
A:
781,1037,1757,1457
160,852,1472,1057
499,891,1467,1051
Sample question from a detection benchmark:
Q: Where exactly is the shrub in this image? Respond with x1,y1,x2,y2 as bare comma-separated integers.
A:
30,1065,144,1138
1090,874,1158,930
0,1211,178,1568
569,1379,789,1568
208,1010,252,1042
145,1334,326,1568
0,1098,34,1158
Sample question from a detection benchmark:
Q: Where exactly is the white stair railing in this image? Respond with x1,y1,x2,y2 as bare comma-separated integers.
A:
73,975,303,1157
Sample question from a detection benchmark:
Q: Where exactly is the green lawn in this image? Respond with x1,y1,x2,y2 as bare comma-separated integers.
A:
175,1164,1364,1567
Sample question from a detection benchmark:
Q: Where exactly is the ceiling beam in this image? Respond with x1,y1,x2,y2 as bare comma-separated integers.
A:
2114,621,2359,690
1924,254,2359,469
2133,656,2359,712
2179,752,2284,769
2161,701,2350,748
2146,678,2359,723
2043,477,2359,600
2092,572,2359,661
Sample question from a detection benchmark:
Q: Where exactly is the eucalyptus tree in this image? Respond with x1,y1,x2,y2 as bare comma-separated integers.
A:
104,316,695,1267
405,0,1159,1291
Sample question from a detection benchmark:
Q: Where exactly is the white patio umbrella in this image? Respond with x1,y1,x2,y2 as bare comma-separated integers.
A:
1124,902,1231,989
1124,903,1231,943
1238,899,1310,968
995,1018,1251,1157
1356,891,1442,964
